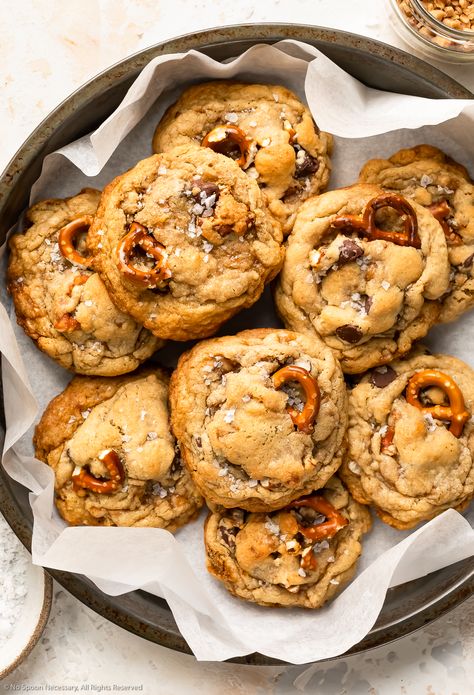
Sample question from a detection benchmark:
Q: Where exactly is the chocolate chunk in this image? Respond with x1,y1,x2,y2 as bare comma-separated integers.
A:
462,253,474,269
364,295,373,315
370,366,397,388
218,524,240,553
191,178,220,203
335,325,363,344
295,150,319,178
338,239,364,265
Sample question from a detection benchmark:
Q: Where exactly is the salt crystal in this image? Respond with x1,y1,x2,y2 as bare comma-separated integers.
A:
192,203,204,215
381,280,391,291
265,518,280,535
218,467,228,477
158,165,167,175
348,460,361,475
420,174,432,188
272,93,279,102
242,395,251,403
225,112,238,123
67,416,76,425
83,300,93,307
203,241,213,253
298,568,307,578
248,479,258,488
140,410,147,421
223,408,236,423
261,137,271,147
249,120,257,127
81,409,91,419
329,579,340,585
424,413,438,432
147,432,158,441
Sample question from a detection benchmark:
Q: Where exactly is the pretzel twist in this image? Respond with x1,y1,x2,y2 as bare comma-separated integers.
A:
286,495,348,542
115,222,172,288
272,365,321,433
202,124,251,168
58,215,94,267
72,449,125,494
428,200,462,246
406,369,470,438
332,193,421,248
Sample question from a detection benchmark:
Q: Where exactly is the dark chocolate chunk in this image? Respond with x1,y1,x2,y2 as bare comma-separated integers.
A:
462,253,474,269
338,239,364,265
335,324,363,344
295,149,320,178
370,365,397,388
218,524,240,553
191,178,220,203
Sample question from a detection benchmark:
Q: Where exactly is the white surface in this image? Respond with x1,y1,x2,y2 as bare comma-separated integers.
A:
1,0,474,691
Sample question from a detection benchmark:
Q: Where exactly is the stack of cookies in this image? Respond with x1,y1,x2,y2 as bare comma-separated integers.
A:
8,80,474,610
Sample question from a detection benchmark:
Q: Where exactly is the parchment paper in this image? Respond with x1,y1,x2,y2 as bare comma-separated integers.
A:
1,40,474,663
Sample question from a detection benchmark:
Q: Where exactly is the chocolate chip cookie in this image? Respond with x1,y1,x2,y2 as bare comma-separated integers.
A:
359,145,474,323
274,183,450,374
204,476,371,607
88,147,283,341
8,189,162,375
169,328,347,511
340,349,474,529
152,82,332,235
34,367,203,528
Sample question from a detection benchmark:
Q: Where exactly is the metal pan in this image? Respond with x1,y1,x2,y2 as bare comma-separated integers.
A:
0,24,473,665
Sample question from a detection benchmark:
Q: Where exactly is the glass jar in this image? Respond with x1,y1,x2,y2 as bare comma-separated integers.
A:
387,0,474,63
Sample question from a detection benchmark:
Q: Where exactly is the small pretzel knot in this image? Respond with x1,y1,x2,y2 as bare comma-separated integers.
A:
58,215,94,267
201,125,251,168
428,200,462,246
332,193,421,248
286,495,348,542
272,365,321,433
406,369,470,438
72,449,125,494
115,222,172,288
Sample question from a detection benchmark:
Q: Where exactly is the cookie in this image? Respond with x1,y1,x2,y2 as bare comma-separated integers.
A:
359,145,474,322
152,82,332,235
340,350,474,529
34,367,203,529
88,147,283,341
7,189,162,375
204,476,371,608
274,183,450,374
169,328,347,511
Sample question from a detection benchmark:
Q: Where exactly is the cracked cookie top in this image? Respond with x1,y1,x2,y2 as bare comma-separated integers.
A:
275,183,450,374
169,328,347,511
7,189,162,375
204,476,371,608
359,145,474,323
88,147,284,341
340,350,474,529
34,367,203,529
152,82,332,235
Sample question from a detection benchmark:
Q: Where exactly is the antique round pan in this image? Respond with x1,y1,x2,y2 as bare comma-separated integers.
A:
0,24,473,665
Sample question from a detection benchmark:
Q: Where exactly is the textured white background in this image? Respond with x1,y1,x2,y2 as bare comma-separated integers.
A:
0,1,473,692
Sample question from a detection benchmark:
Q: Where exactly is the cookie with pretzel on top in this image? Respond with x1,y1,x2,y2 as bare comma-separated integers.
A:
274,183,451,374
34,366,203,528
152,82,332,235
7,189,162,376
204,476,371,608
340,349,474,530
359,145,474,323
169,328,347,511
88,146,283,341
